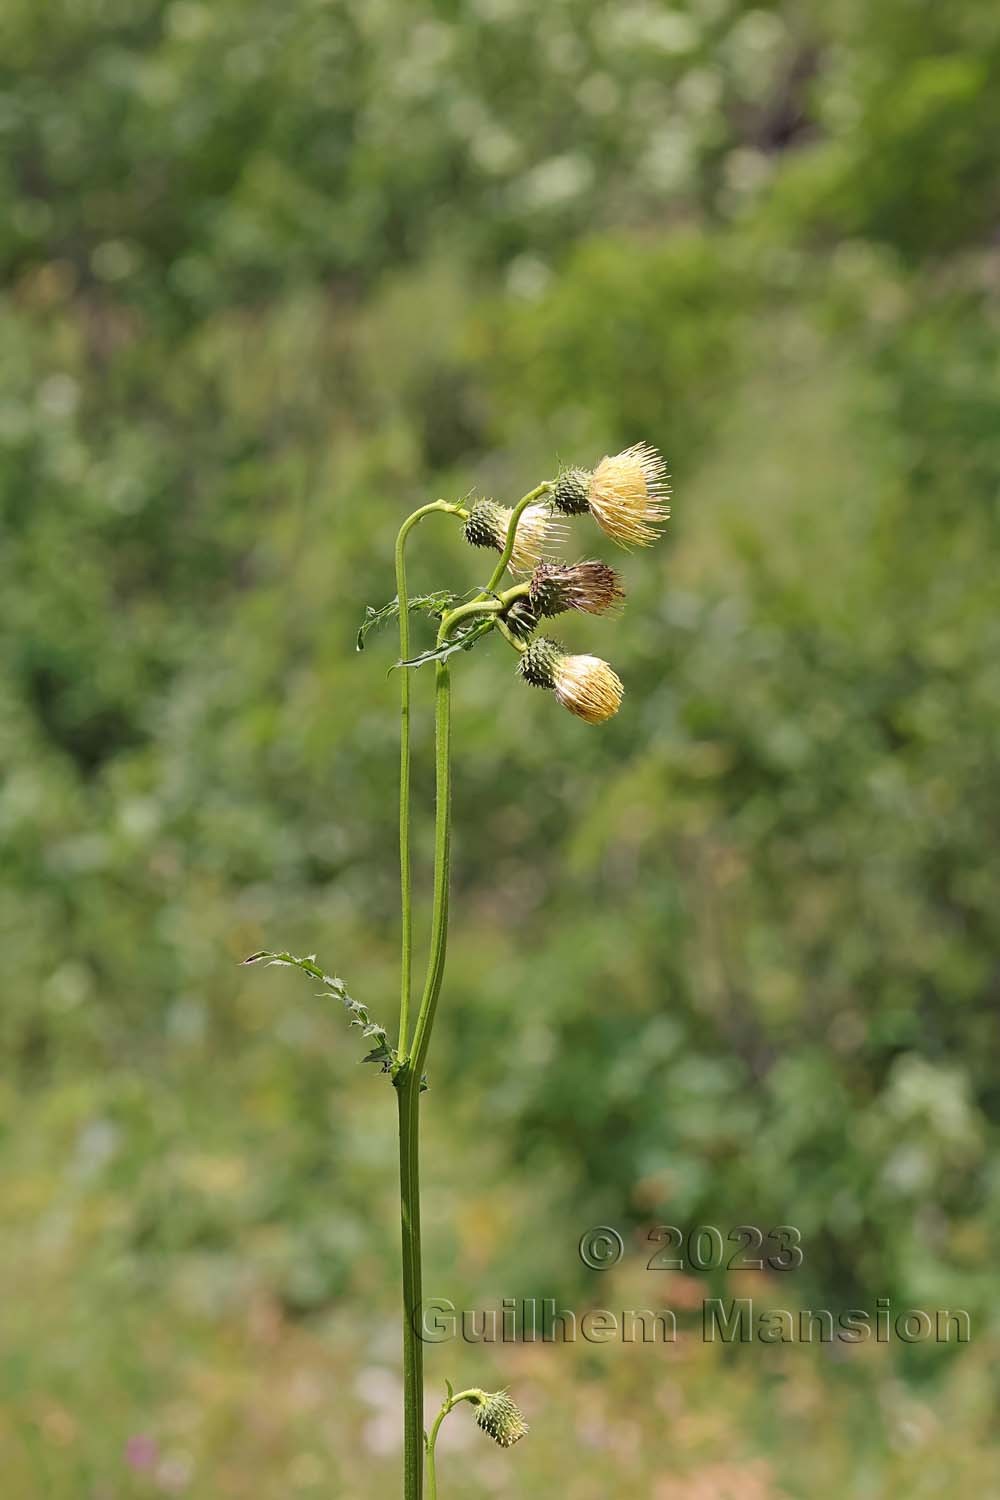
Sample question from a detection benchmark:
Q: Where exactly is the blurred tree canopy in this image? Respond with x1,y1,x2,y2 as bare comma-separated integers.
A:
2,0,999,1349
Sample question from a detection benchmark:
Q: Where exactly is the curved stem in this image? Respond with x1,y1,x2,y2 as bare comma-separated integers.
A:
433,584,530,660
437,584,528,635
439,597,503,630
425,1402,446,1500
425,1389,482,1500
496,617,528,653
395,500,463,1057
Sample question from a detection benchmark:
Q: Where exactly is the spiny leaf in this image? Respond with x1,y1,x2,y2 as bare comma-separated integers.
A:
243,949,402,1080
243,949,428,1089
356,591,461,652
393,617,495,671
362,1038,395,1065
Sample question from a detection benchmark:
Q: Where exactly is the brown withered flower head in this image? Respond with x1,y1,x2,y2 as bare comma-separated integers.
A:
528,560,624,618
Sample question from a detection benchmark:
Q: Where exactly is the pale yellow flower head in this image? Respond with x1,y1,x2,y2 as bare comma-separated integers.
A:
553,441,671,548
519,637,624,724
553,652,624,723
505,501,566,572
462,498,566,573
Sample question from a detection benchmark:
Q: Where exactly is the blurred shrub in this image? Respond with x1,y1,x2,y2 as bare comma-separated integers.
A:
1,0,999,1375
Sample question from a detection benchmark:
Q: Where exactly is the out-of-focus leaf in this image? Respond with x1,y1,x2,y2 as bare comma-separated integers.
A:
243,949,402,1080
356,592,460,651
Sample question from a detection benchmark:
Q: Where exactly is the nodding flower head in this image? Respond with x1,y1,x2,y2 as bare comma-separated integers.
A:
551,442,670,548
463,498,565,573
528,560,624,618
470,1390,529,1448
518,637,624,724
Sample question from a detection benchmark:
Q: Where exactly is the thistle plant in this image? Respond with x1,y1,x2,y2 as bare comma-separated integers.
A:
246,444,670,1497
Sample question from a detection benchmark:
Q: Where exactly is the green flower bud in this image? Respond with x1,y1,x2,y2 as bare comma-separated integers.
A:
463,499,508,553
471,1390,529,1448
551,466,592,516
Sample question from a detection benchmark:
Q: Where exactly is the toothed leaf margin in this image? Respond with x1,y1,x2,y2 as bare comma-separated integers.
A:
243,950,427,1089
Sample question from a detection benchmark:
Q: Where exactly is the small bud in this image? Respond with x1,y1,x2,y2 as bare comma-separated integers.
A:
519,637,624,723
528,560,624,617
463,498,566,573
470,1390,529,1448
551,443,670,548
504,595,541,641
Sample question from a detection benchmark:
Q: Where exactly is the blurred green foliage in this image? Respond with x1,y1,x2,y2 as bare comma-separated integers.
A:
2,0,999,1493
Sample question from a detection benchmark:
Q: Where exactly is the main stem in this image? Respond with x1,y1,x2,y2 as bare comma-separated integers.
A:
395,489,542,1499
398,656,453,1500
396,500,462,1057
397,1072,423,1500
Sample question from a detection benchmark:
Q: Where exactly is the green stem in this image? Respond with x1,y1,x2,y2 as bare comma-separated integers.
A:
433,584,530,660
395,500,463,1057
435,597,504,640
399,638,454,1500
395,525,532,1500
407,586,529,1076
395,501,464,1500
407,653,452,1083
398,1072,424,1500
425,1389,481,1500
496,617,528,653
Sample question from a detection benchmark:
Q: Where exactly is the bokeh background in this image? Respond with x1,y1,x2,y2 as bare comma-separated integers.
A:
3,1,999,1495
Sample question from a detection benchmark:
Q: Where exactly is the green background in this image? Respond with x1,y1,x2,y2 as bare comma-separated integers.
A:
2,0,998,1494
